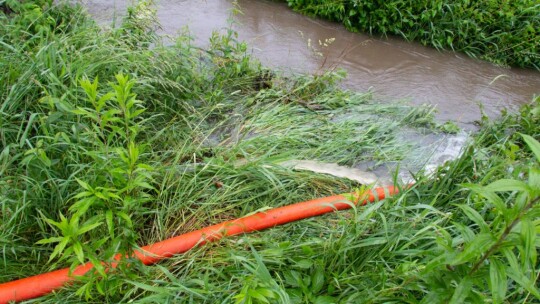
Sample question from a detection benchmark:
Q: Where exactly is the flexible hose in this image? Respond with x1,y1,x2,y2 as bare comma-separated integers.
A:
0,185,398,303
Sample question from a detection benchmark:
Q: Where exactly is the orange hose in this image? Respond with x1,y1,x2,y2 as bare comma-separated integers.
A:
0,185,398,303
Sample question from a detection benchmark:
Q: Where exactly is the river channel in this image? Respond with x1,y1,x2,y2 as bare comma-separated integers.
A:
79,0,540,129
75,0,539,182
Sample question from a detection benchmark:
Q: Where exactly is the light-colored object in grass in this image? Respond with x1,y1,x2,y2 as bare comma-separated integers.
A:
280,160,380,185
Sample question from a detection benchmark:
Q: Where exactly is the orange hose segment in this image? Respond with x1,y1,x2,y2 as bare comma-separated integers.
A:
0,185,398,303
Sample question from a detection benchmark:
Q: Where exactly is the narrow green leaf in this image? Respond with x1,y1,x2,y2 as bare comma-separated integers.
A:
73,191,93,199
18,113,39,148
117,211,133,228
73,241,84,264
76,179,92,191
457,204,489,232
77,221,102,235
127,280,171,294
490,259,507,304
106,209,114,238
49,238,69,261
529,168,540,190
44,217,62,229
88,255,106,277
521,133,540,163
520,219,537,267
36,237,64,245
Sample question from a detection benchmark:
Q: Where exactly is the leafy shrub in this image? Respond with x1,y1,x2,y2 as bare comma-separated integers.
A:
285,0,540,69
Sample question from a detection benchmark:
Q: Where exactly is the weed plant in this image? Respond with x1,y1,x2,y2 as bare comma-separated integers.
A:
0,1,539,303
285,0,540,69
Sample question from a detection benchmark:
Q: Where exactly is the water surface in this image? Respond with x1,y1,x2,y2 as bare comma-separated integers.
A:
80,0,540,128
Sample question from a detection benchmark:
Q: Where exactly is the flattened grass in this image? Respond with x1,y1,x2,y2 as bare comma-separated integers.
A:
1,1,539,303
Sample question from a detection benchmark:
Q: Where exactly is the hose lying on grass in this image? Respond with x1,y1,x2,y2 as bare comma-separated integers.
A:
0,185,399,303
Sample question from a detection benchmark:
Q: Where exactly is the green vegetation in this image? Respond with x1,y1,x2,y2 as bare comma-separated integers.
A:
1,1,539,303
284,0,540,69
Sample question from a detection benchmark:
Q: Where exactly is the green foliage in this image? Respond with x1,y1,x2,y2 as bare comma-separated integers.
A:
36,74,156,297
419,134,540,302
0,0,435,301
1,1,539,303
285,0,540,69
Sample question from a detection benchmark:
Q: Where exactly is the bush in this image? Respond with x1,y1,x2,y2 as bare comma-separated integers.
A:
285,0,540,69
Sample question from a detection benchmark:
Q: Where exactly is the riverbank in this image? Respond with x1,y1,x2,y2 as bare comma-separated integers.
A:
284,0,540,69
80,0,540,129
1,1,539,303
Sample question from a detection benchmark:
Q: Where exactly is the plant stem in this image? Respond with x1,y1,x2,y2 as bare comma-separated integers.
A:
469,195,540,275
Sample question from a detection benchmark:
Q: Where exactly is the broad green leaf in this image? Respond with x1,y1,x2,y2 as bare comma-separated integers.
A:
484,179,530,193
463,183,507,214
454,222,475,242
73,241,84,264
44,217,62,229
284,271,301,287
489,259,507,304
248,289,270,303
106,210,114,238
77,221,102,235
295,259,313,269
521,133,540,163
97,92,114,112
520,219,537,267
71,107,92,116
451,233,494,265
89,255,106,277
74,191,94,199
116,211,133,228
311,267,325,294
449,276,472,304
529,168,540,190
69,197,95,219
314,295,337,304
256,288,275,298
38,150,51,167
502,248,520,273
506,267,540,299
49,238,69,261
76,179,92,191
457,204,489,232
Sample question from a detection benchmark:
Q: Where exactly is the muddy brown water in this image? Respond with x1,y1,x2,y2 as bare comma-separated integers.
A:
79,0,539,129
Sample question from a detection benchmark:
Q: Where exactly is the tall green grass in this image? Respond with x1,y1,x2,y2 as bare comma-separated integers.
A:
285,0,540,69
1,1,539,303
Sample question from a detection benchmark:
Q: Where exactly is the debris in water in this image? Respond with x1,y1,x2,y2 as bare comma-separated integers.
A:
279,160,383,186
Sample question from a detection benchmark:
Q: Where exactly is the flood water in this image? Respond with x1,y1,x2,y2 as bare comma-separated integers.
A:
79,0,539,129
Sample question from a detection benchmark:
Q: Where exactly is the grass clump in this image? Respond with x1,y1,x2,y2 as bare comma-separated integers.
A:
284,0,540,69
1,1,539,303
0,0,435,300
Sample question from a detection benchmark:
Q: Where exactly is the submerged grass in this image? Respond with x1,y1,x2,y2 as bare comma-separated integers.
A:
1,1,539,303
